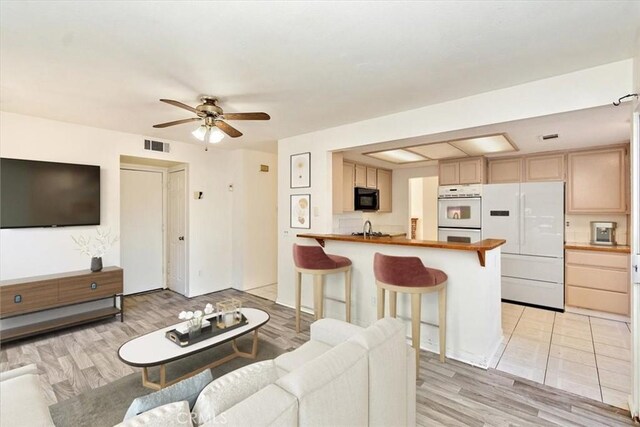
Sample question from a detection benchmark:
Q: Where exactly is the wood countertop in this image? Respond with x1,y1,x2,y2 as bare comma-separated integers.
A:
565,242,631,254
297,233,506,267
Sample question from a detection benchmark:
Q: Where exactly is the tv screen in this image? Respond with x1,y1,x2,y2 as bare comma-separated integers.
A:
1,158,100,229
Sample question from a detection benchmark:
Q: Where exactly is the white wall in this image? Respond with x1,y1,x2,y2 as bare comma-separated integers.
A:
277,59,634,315
0,111,234,297
231,149,278,290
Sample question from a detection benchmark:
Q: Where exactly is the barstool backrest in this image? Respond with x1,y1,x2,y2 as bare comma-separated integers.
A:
293,244,333,270
373,252,447,287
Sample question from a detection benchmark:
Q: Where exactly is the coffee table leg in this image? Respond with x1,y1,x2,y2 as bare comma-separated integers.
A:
142,366,162,391
232,328,259,358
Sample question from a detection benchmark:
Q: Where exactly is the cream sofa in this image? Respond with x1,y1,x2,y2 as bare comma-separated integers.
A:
120,317,416,427
0,364,55,426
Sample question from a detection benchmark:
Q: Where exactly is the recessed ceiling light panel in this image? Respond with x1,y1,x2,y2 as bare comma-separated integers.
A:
365,149,427,164
449,134,516,156
407,142,467,160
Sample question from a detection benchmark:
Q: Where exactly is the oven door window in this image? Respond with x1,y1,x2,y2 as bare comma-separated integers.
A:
446,206,471,220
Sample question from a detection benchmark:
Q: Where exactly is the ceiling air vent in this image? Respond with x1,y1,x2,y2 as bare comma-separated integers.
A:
144,139,170,153
540,134,559,141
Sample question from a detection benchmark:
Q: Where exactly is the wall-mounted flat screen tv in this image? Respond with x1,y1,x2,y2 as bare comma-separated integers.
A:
1,158,100,229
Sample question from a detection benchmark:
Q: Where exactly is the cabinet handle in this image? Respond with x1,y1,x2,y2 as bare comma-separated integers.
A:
14,294,22,304
90,282,98,290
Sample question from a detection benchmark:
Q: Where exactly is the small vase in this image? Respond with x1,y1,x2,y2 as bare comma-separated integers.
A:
188,321,202,339
91,257,103,272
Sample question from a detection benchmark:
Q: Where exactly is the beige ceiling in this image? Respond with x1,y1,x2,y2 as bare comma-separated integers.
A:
1,2,639,153
342,104,633,169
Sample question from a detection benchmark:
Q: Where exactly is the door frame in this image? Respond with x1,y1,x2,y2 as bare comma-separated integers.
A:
630,107,639,420
120,164,168,290
168,164,189,297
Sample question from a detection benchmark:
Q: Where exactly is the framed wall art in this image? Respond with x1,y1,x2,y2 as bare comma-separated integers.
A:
290,152,310,188
290,194,311,229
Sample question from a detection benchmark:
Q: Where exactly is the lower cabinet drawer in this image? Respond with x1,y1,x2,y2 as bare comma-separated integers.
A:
58,276,123,304
566,286,629,315
566,265,629,293
0,281,58,316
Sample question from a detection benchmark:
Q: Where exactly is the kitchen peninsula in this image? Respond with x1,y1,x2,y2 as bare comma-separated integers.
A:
298,233,506,368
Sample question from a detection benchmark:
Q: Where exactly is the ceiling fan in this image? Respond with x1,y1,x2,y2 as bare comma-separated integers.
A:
152,96,270,145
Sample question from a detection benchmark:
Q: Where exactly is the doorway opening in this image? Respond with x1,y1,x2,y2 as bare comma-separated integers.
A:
408,176,438,240
120,156,188,296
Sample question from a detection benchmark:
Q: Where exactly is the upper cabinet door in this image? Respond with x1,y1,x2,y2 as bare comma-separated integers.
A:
377,169,392,212
567,147,627,213
525,154,565,182
342,162,355,212
488,158,522,183
354,164,367,187
459,158,485,184
366,167,377,188
439,162,459,185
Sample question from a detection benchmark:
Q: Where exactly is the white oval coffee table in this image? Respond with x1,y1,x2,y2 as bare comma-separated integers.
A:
118,307,270,390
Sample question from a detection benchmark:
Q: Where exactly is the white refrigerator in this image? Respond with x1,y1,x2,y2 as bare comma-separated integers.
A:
482,182,565,310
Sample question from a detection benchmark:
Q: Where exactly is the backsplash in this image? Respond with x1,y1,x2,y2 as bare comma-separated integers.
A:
565,214,628,245
333,212,406,235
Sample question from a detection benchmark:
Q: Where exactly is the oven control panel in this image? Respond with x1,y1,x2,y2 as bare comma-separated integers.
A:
438,184,482,198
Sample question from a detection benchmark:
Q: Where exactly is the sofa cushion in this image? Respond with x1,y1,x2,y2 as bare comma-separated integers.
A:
274,339,332,376
115,401,192,427
276,341,369,427
309,318,364,347
0,363,38,382
0,370,55,427
348,317,409,427
124,369,213,420
192,360,278,426
202,384,298,427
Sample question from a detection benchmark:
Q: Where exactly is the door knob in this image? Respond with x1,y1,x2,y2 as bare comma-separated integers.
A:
178,236,184,241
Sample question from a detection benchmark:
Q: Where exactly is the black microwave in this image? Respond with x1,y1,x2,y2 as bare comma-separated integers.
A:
354,187,379,211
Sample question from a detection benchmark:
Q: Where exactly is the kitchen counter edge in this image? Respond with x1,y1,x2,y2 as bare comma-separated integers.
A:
564,243,631,254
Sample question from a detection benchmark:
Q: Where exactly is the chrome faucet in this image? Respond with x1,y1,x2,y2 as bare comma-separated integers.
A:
363,220,373,238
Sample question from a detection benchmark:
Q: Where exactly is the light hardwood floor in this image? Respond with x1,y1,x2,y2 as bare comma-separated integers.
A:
0,289,634,426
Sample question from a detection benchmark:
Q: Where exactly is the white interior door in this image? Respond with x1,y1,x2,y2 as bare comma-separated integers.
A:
120,169,164,294
520,182,564,258
168,169,187,295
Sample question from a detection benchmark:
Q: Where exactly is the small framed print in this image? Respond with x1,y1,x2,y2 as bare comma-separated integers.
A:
290,194,311,229
290,152,310,188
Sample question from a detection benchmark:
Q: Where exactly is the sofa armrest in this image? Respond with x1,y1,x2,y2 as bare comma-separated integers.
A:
0,364,38,382
310,318,363,347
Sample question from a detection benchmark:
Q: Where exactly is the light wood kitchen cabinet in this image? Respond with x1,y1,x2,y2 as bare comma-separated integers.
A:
342,162,355,212
525,153,565,182
439,157,485,185
487,158,522,183
565,249,630,315
354,164,366,187
377,169,392,212
366,167,377,188
438,161,459,185
567,147,627,213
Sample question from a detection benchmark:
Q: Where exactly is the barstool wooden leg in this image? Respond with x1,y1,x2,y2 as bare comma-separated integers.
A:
295,271,302,333
411,293,421,374
345,267,352,323
377,287,385,319
439,286,447,363
314,274,324,320
389,291,397,318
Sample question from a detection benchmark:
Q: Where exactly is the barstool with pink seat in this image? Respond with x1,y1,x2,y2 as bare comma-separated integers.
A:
373,252,448,371
292,244,352,333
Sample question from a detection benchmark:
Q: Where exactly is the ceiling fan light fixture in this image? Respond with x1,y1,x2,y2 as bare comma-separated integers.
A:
191,125,224,144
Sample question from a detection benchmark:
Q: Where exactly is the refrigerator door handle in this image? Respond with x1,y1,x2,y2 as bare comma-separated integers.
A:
520,193,526,247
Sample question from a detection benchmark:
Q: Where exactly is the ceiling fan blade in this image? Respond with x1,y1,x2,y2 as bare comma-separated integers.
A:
215,120,243,138
222,112,270,121
159,99,198,114
153,117,201,128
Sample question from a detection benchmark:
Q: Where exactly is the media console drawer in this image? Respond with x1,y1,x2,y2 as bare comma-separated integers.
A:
0,280,58,316
58,270,123,304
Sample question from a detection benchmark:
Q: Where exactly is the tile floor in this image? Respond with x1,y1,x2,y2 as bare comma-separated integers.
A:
246,283,277,301
492,303,632,410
